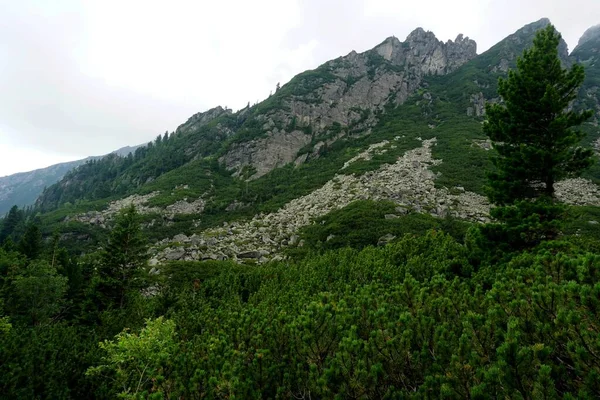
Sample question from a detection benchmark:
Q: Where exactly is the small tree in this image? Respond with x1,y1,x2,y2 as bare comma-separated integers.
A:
11,260,68,326
0,205,23,244
18,222,43,260
482,25,594,249
95,205,148,309
87,317,178,399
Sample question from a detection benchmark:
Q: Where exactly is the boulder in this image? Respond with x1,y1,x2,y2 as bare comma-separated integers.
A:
377,233,396,246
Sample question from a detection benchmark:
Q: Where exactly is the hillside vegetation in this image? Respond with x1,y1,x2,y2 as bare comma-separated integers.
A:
1,19,600,400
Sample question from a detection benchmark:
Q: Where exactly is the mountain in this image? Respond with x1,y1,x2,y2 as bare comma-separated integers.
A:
0,144,143,215
572,24,600,122
33,19,600,261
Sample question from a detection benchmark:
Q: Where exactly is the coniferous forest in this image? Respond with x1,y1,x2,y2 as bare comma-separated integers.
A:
1,24,600,399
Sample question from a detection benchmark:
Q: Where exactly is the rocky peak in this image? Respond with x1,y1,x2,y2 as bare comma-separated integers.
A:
493,18,569,67
176,106,232,135
374,28,476,75
524,18,551,32
571,24,600,56
574,24,600,52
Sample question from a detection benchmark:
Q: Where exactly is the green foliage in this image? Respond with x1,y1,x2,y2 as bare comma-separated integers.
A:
484,25,594,204
2,21,600,399
88,317,178,399
0,323,102,399
480,25,596,252
82,233,600,398
475,199,566,259
9,260,68,326
293,200,469,255
93,205,148,310
0,205,24,244
18,222,43,259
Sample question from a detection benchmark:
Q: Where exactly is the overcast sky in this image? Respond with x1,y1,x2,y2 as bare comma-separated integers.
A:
1,0,599,177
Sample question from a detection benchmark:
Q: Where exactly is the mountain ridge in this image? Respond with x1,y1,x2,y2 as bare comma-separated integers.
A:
26,18,600,261
0,144,143,215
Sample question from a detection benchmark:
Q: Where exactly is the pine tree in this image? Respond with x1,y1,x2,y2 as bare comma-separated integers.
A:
96,204,148,309
482,25,594,249
484,24,594,204
18,222,43,260
0,206,23,244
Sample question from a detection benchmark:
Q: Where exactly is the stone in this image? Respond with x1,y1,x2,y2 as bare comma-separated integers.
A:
173,234,189,243
384,214,399,219
377,234,396,246
238,251,262,259
165,248,186,261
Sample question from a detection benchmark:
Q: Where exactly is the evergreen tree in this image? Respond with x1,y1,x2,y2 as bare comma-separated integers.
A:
482,25,594,248
10,260,68,326
18,222,43,260
0,206,23,244
484,24,594,204
95,205,148,309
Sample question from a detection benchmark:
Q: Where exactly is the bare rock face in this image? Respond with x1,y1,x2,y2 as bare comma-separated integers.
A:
375,29,477,75
221,29,478,179
221,130,312,178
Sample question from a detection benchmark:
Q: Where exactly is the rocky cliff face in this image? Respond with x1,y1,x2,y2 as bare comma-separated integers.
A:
220,28,477,179
374,30,476,75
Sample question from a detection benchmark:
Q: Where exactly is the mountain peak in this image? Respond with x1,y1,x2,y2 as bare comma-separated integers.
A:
406,27,436,42
577,24,600,48
517,18,552,36
372,29,476,74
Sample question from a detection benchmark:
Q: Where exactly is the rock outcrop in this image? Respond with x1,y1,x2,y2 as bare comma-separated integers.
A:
220,29,478,179
175,106,232,136
374,30,476,75
66,192,205,227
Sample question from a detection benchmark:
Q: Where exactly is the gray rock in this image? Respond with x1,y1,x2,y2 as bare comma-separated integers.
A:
165,248,186,261
238,251,262,259
173,234,189,243
377,234,397,246
384,214,399,219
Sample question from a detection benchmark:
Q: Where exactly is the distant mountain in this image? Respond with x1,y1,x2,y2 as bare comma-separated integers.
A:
0,144,142,215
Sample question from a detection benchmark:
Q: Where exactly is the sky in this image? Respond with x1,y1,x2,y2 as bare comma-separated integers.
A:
1,0,599,177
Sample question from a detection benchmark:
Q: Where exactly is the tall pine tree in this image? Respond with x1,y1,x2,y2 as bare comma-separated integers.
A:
482,24,594,249
484,24,594,204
